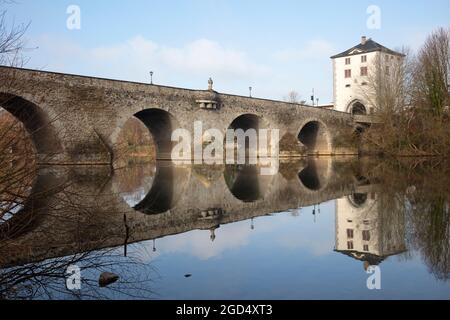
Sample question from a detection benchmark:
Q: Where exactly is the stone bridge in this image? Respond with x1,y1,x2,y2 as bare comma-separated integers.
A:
0,66,359,165
0,158,376,268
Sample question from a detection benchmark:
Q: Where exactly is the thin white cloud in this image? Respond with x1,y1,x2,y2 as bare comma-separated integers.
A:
131,217,276,262
28,34,335,100
274,39,335,62
32,35,270,82
159,38,269,76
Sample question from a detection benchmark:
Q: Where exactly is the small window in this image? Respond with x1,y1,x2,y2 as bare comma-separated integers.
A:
345,84,351,88
345,58,351,65
361,67,368,76
361,55,367,63
347,229,354,239
363,220,370,225
347,241,354,250
363,230,371,241
363,245,369,252
361,82,368,86
386,66,390,76
345,69,352,78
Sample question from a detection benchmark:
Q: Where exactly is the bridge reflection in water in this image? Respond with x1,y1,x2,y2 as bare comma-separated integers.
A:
0,157,411,272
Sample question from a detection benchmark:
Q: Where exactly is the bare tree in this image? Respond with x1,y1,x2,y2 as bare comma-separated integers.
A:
0,0,29,66
0,3,161,300
411,27,450,118
0,113,36,224
285,91,299,103
364,158,450,281
0,232,158,299
284,91,306,104
358,48,410,115
0,1,36,227
358,28,450,156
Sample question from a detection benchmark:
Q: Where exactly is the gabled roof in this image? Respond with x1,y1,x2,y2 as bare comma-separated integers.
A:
335,250,385,265
334,248,408,265
331,38,405,59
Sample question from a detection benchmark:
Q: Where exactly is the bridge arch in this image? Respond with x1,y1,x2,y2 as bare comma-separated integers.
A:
228,113,264,131
227,113,271,160
298,162,321,191
131,108,179,160
0,93,62,155
297,119,331,155
279,132,302,156
112,161,191,215
297,158,332,192
347,100,368,115
348,193,369,208
0,168,65,241
133,163,191,214
224,164,273,203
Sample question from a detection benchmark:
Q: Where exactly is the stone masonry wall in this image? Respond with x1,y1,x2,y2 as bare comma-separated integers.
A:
0,66,356,164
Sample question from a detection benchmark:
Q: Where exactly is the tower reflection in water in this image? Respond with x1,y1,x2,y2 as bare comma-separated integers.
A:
335,189,407,269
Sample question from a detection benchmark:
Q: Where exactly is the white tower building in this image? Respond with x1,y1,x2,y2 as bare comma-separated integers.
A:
335,190,407,267
331,36,405,115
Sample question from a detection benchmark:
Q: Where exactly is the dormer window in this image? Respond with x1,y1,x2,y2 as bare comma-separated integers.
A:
349,49,362,55
345,58,351,65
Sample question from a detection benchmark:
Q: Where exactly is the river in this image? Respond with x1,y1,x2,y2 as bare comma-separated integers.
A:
0,158,448,300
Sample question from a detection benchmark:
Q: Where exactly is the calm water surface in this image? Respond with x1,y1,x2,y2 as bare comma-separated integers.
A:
0,158,449,300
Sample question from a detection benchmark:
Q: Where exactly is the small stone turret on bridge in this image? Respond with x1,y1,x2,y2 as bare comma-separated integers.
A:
0,66,361,164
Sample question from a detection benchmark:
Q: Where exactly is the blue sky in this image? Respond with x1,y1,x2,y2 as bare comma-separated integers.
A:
4,0,450,102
